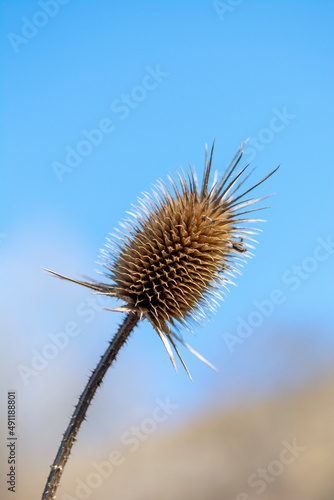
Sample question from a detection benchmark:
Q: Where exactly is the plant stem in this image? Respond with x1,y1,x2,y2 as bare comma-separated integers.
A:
41,311,140,500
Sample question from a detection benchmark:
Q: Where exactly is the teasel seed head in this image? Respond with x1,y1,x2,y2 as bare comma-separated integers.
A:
45,142,278,377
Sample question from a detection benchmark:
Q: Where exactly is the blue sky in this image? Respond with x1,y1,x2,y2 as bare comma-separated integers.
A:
1,0,334,443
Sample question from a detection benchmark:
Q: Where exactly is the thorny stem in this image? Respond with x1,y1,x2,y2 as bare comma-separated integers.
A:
41,311,140,500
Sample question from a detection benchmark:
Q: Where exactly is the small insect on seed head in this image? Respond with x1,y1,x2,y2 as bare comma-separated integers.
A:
44,142,278,377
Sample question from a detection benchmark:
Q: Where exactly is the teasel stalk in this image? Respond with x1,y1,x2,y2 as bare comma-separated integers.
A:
41,141,278,499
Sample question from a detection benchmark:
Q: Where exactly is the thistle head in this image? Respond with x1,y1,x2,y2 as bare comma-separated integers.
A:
45,142,278,376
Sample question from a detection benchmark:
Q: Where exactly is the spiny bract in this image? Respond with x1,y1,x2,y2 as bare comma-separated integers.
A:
46,142,278,377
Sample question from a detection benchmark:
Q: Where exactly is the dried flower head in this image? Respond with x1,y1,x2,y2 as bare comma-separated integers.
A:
46,142,278,376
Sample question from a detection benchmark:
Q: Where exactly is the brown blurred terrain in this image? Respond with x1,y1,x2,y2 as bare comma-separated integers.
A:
97,377,334,500
4,375,334,500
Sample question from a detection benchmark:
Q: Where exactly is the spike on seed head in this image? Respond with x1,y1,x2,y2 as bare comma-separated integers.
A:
44,142,278,375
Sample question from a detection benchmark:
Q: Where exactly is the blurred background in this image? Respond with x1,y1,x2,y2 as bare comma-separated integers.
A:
1,1,333,499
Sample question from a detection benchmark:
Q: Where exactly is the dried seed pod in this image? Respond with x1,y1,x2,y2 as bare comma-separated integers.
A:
45,142,278,375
